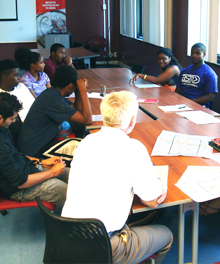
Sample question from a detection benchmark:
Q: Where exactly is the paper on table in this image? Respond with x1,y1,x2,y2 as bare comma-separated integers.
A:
158,104,193,112
135,84,160,88
88,92,107,99
208,153,220,164
175,166,220,202
151,130,213,158
138,98,158,103
92,115,103,121
154,165,169,190
177,110,220,125
68,92,107,99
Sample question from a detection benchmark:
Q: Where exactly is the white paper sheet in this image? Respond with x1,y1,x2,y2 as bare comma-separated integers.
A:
175,166,220,202
92,115,103,121
154,165,169,190
135,84,160,88
177,110,220,125
68,92,107,99
208,153,220,164
151,130,213,158
158,104,193,112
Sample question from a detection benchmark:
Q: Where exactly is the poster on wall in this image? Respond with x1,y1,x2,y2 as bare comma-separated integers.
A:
0,0,18,21
36,0,66,48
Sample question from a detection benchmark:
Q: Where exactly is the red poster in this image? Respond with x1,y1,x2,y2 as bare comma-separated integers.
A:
36,0,66,15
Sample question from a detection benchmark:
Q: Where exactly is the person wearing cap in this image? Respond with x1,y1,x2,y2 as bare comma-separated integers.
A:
129,48,181,90
0,59,35,122
176,43,218,108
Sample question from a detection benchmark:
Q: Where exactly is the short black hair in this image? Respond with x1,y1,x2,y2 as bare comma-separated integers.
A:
0,59,19,82
14,47,31,70
191,43,206,53
50,43,65,55
15,47,41,71
53,65,78,89
0,59,19,75
0,92,23,119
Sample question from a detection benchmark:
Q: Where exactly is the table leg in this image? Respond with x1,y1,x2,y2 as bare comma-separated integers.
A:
178,204,185,264
84,58,91,68
178,202,199,264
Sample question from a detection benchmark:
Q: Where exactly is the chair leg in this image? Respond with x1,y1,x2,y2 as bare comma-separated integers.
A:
1,210,8,216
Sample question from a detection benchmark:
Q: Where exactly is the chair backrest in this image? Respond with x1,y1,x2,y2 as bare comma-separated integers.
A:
36,197,112,264
72,42,83,48
88,37,107,49
131,63,145,73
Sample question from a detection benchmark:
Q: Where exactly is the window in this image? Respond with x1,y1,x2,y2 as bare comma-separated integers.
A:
188,0,219,64
120,0,172,49
136,0,143,39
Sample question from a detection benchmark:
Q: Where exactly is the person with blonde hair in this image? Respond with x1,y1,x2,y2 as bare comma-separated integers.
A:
62,91,173,264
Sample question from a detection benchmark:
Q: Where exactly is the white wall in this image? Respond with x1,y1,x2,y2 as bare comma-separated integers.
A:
0,0,36,43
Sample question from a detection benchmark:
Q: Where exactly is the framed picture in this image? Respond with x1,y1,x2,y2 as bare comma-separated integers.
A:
0,0,18,21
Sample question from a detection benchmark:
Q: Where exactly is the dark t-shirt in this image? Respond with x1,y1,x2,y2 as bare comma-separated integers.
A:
17,87,77,156
0,128,39,197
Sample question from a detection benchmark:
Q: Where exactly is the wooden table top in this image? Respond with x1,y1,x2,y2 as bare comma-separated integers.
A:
129,120,219,212
32,47,99,60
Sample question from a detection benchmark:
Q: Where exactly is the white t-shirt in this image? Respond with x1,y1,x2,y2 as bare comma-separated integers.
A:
62,126,163,233
0,83,35,122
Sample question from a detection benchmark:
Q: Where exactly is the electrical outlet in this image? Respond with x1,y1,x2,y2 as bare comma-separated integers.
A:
113,52,117,57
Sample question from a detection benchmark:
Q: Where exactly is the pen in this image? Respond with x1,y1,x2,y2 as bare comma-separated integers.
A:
178,106,186,109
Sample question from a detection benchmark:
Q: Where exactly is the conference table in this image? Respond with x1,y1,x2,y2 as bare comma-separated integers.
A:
76,68,220,264
32,47,100,68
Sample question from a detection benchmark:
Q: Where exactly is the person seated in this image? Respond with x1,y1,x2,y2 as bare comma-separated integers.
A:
0,92,68,206
175,43,218,108
0,59,35,122
17,65,92,158
62,91,173,264
129,48,181,90
15,47,51,98
44,43,74,84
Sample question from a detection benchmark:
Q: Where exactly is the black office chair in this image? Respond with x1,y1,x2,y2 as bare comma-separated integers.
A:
131,63,145,73
84,44,92,50
36,197,112,264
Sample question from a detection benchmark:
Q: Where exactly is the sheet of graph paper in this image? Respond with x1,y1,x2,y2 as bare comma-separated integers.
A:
151,130,213,158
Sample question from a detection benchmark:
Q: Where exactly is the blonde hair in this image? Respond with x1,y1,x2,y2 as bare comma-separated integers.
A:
100,91,138,129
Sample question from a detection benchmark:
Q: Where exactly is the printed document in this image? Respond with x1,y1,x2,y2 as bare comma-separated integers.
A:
175,166,220,202
177,110,220,124
151,130,213,158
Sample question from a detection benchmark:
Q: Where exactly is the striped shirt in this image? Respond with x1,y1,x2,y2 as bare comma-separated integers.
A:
20,71,50,97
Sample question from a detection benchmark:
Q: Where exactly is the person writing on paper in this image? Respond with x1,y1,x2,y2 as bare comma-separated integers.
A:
15,47,51,98
62,91,172,264
175,43,218,108
129,48,181,90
